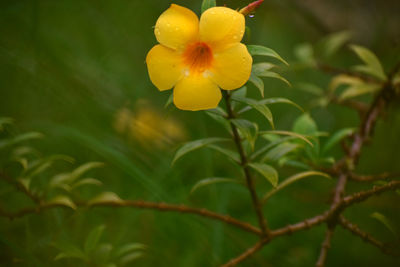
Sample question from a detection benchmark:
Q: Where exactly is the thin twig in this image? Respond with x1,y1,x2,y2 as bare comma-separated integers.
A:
0,200,262,236
223,91,269,236
338,216,392,255
220,238,268,267
0,171,41,204
315,227,335,267
349,172,400,182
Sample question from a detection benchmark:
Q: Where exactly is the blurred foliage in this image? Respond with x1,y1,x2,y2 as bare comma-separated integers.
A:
1,0,400,266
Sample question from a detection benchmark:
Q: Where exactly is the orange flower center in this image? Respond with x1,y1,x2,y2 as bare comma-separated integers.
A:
183,42,213,73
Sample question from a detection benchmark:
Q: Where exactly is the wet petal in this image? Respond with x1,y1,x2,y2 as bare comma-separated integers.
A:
154,4,199,50
199,7,245,51
210,43,252,90
146,45,183,91
173,75,221,111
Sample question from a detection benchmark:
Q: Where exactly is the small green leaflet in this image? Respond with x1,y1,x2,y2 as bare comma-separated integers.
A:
259,130,313,147
262,171,330,202
0,132,44,150
293,113,318,135
239,97,303,114
232,96,274,129
350,45,387,81
172,137,230,165
294,43,314,65
46,195,77,210
248,163,278,187
339,83,381,100
231,119,258,150
247,45,289,66
89,192,122,205
261,142,299,162
207,144,240,163
317,31,351,58
249,71,264,97
84,225,106,254
191,177,242,194
322,128,355,154
370,212,398,237
201,0,216,13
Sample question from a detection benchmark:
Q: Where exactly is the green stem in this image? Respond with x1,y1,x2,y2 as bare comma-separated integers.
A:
223,91,269,237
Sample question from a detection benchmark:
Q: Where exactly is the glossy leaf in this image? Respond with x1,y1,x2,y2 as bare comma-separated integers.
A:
248,163,278,187
350,45,387,81
260,130,314,147
252,63,275,75
47,195,77,210
247,45,289,66
207,144,240,163
262,171,330,201
249,71,264,97
172,138,230,165
231,119,258,150
261,142,299,162
240,97,303,114
257,70,291,87
339,83,381,100
191,177,242,194
89,192,122,205
232,96,274,128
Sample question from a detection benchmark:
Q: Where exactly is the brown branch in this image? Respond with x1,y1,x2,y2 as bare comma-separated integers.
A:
315,227,335,267
224,91,269,236
0,171,42,204
0,200,262,236
220,238,268,267
341,181,400,207
338,216,392,255
349,172,400,182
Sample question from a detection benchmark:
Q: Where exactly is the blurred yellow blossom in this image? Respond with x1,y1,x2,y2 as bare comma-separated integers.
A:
114,102,186,148
146,4,252,111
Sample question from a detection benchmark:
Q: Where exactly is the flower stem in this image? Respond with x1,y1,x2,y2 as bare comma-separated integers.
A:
223,90,269,237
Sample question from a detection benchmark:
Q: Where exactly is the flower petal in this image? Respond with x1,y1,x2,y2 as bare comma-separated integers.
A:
155,4,199,50
199,7,245,51
210,43,253,90
173,75,221,111
146,45,183,91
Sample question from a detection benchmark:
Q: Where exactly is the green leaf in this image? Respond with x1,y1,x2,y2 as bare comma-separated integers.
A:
259,130,314,147
322,128,355,154
50,161,104,187
191,177,242,194
261,142,299,162
350,45,387,81
257,70,291,87
339,83,381,100
201,0,216,13
293,113,318,135
118,252,144,266
164,93,174,108
0,132,44,150
232,96,274,128
207,144,240,163
46,195,77,210
318,31,351,57
231,86,247,99
252,63,276,75
329,74,364,93
71,178,103,189
231,119,258,150
115,243,146,259
248,163,278,187
251,136,295,160
294,43,314,64
205,112,231,133
240,97,303,114
172,138,230,165
247,45,289,66
262,171,330,201
54,243,87,261
89,192,122,205
84,225,106,254
249,72,264,97
370,212,398,237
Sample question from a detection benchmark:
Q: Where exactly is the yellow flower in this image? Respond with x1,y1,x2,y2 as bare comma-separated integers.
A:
146,4,253,111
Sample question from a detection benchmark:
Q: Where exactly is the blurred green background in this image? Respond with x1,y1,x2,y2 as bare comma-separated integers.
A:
1,0,400,266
